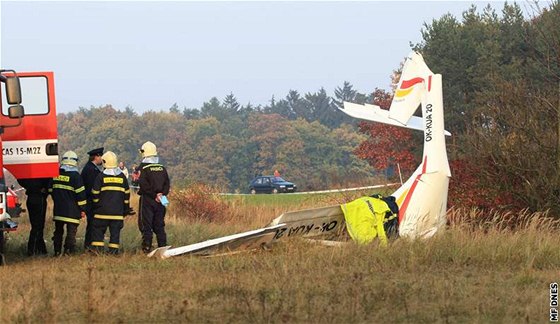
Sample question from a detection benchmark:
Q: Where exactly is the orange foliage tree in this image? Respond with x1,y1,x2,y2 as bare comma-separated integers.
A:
354,89,417,177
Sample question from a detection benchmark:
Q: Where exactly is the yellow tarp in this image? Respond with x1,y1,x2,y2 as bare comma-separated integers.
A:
341,197,391,246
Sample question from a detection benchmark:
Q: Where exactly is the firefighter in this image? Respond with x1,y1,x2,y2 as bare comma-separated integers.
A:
81,147,103,248
50,151,87,256
18,178,50,256
137,141,170,253
90,151,130,254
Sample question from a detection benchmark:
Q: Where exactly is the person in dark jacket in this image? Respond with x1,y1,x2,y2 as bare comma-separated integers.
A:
137,141,170,253
90,151,130,254
81,147,103,248
18,178,50,256
49,151,87,256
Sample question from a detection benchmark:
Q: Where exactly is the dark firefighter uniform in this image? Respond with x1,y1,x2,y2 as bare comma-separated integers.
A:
18,178,50,256
90,172,130,254
49,169,87,255
81,147,103,248
138,162,170,252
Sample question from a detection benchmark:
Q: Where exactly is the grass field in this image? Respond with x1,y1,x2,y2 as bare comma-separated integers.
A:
221,186,395,207
0,192,558,323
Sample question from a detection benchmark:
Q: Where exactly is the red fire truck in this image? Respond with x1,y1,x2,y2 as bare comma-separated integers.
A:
0,70,59,264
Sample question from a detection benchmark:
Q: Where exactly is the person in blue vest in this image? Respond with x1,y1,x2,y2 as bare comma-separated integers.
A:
49,151,87,256
90,151,130,254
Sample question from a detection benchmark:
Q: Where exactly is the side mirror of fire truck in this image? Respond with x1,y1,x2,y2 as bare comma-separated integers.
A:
8,105,24,119
5,76,22,105
5,76,25,119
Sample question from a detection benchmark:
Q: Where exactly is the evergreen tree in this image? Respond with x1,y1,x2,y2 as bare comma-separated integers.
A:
333,81,357,109
222,93,241,113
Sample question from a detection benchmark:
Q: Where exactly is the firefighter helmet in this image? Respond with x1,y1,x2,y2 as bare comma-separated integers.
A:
102,151,118,169
61,151,79,166
139,141,157,158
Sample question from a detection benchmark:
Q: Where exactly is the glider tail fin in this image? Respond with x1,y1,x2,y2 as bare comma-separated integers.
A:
389,52,433,125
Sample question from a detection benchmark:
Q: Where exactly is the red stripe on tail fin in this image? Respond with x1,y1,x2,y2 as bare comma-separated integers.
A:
400,77,424,89
428,75,432,92
398,156,428,223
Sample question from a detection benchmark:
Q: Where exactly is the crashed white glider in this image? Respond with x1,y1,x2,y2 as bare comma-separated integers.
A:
148,51,451,259
341,51,451,238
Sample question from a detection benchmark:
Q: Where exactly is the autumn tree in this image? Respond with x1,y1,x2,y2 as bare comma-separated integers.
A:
416,2,560,212
354,89,417,179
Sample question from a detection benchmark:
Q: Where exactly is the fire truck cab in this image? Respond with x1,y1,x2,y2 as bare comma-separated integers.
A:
0,70,59,264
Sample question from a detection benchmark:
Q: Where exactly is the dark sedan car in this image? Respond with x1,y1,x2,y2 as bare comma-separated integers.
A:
249,176,297,194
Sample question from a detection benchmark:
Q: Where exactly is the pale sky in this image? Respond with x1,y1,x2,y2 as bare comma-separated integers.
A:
0,1,526,113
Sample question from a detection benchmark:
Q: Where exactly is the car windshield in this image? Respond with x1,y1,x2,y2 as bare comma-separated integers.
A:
272,177,285,183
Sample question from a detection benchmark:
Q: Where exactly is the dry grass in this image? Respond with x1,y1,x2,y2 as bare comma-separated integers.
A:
1,194,558,323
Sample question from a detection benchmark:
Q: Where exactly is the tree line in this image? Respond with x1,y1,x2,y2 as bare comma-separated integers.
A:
57,84,381,192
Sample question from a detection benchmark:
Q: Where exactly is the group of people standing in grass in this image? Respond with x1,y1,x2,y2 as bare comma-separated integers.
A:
18,141,170,256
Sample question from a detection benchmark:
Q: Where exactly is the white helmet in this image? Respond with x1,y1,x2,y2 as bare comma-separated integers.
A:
61,151,78,166
102,151,118,169
139,141,157,158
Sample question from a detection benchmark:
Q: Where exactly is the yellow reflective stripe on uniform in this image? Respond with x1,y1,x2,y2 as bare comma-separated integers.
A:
124,200,129,204
142,163,162,170
104,177,124,184
384,214,397,223
125,189,130,194
101,186,125,192
91,241,105,247
92,199,100,203
78,200,87,206
75,186,85,193
54,175,70,182
108,243,119,249
94,214,124,220
48,188,53,192
53,184,75,191
92,190,100,194
53,216,80,224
